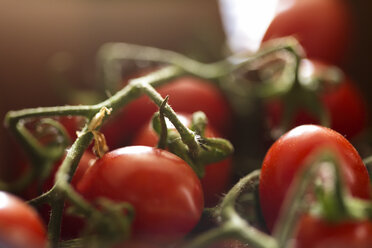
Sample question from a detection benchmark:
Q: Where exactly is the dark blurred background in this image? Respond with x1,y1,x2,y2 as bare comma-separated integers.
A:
0,0,226,166
1,0,372,167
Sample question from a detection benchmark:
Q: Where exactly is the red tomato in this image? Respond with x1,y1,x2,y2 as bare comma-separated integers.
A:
262,0,352,68
132,112,231,207
102,76,232,149
259,125,371,231
294,214,372,248
266,60,368,139
0,191,48,248
76,146,204,242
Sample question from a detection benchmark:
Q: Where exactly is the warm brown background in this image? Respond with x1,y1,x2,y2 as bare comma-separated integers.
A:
0,0,226,166
1,0,372,168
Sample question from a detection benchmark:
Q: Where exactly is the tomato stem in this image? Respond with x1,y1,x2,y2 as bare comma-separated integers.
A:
3,40,313,246
186,170,278,248
157,95,169,150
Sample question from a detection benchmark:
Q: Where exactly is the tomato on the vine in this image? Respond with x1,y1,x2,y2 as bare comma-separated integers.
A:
132,112,232,207
259,125,371,231
262,0,353,68
266,59,368,139
294,214,372,248
102,76,232,148
76,146,204,242
0,191,48,248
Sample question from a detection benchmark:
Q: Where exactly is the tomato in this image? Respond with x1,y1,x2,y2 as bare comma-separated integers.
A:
76,146,204,242
266,59,368,139
294,214,372,248
259,125,371,231
0,191,48,248
102,76,232,149
262,0,352,68
132,112,231,207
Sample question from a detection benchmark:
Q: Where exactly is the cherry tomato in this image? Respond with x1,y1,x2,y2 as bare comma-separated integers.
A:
132,112,232,207
76,146,204,242
262,0,352,68
259,125,371,231
102,76,232,148
266,59,368,139
0,191,48,248
294,214,372,248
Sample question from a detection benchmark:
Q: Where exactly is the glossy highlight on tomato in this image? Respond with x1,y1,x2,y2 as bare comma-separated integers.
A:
0,191,47,248
259,125,371,231
76,146,204,242
262,0,353,68
294,214,372,248
132,112,232,207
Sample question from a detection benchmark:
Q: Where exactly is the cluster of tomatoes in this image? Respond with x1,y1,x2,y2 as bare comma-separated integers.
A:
2,0,372,247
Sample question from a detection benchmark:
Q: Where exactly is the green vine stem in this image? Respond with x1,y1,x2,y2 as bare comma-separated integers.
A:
156,96,169,150
186,148,372,248
185,170,278,248
3,39,306,247
272,149,372,247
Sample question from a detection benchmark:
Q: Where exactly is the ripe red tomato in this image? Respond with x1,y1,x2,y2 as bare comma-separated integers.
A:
132,112,232,207
76,146,204,242
266,59,368,139
259,125,371,231
102,76,232,149
294,214,372,248
262,0,352,68
0,191,48,248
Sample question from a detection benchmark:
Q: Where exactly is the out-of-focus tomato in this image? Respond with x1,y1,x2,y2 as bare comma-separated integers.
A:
266,59,368,139
294,214,372,248
76,146,204,242
102,76,232,149
259,125,371,231
0,191,48,248
132,112,232,207
262,0,352,68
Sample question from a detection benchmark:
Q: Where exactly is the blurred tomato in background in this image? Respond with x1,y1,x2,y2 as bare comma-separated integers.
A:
1,0,372,175
0,0,226,171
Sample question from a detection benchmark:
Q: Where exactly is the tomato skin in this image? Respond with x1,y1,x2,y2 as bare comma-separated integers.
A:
0,191,47,248
259,125,371,231
102,76,232,148
266,60,368,139
132,113,232,207
76,146,204,242
262,0,352,67
294,214,372,248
